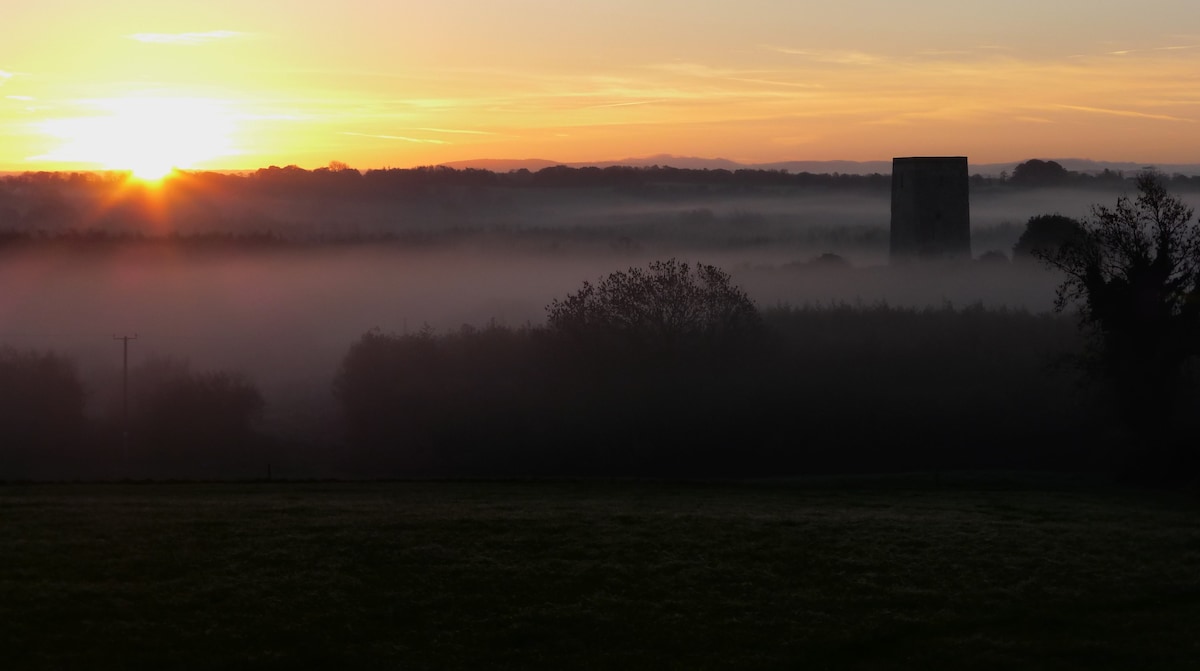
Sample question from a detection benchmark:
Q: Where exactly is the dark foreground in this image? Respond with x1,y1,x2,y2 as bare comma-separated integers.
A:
3,476,1198,670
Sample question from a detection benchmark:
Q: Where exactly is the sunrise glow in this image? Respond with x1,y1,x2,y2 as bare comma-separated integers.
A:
1,1,1198,170
31,97,237,179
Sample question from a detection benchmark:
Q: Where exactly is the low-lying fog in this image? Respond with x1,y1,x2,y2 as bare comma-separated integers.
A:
7,180,1169,440
1,243,1060,426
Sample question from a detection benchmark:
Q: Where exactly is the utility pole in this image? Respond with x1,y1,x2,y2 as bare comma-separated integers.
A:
114,334,137,457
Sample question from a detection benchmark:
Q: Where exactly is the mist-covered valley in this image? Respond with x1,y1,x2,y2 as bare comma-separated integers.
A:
3,167,1197,478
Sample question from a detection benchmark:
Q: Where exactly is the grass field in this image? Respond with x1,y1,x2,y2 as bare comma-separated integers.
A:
2,476,1199,670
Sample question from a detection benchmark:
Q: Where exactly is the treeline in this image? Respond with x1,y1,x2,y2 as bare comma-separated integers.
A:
2,164,892,201
0,164,896,241
0,349,265,480
5,159,1196,214
2,159,1186,251
0,303,1153,481
331,304,1114,478
0,229,292,252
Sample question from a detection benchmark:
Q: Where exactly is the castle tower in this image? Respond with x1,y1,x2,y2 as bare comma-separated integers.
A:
890,157,970,261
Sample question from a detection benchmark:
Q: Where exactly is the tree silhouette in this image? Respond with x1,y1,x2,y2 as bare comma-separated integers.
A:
1013,214,1086,261
129,358,265,474
0,347,86,475
1036,172,1200,478
546,258,760,357
1010,159,1071,186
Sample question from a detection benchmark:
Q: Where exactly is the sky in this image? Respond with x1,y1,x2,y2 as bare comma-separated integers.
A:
1,0,1198,173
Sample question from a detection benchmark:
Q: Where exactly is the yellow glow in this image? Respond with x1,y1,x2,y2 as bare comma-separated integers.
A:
3,3,1199,170
34,97,238,177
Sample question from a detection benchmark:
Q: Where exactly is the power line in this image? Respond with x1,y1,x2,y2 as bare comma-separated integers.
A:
114,334,138,457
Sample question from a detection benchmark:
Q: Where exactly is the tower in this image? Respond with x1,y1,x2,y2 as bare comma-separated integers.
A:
890,157,970,261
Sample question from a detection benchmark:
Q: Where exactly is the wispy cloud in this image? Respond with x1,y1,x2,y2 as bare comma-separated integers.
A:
1051,104,1195,122
413,127,499,136
729,77,823,89
648,62,753,79
585,99,667,109
915,49,972,57
643,62,822,91
861,104,997,126
1107,43,1200,56
0,70,13,84
126,31,248,46
5,95,34,101
340,131,449,144
762,46,884,66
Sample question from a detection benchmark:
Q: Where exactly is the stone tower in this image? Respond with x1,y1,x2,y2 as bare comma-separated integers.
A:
890,156,970,261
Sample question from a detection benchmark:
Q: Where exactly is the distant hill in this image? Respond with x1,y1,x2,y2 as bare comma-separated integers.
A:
438,155,1200,177
5,156,1198,178
436,155,747,172
434,158,564,172
754,160,895,175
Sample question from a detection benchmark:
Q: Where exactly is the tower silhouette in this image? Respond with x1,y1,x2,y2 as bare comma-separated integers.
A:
890,157,971,261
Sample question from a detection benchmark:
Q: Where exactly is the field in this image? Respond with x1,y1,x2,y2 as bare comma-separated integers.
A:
3,477,1199,670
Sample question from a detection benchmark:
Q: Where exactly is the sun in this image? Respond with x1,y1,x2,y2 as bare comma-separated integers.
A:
35,96,238,180
129,159,175,182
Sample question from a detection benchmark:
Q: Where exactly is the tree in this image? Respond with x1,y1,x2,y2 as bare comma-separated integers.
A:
1036,172,1200,477
1010,159,1071,186
1012,214,1086,261
545,258,760,356
130,358,265,474
332,325,558,476
546,260,765,472
0,347,86,476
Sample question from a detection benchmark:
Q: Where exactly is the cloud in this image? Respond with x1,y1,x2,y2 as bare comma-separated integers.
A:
1107,43,1199,56
5,95,34,101
340,131,449,144
126,31,248,46
648,62,752,79
1051,104,1195,123
729,77,823,89
915,49,972,57
762,46,884,66
643,62,822,92
413,127,500,136
584,99,667,109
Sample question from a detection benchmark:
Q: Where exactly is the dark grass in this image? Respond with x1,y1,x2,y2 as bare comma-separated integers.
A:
3,476,1199,670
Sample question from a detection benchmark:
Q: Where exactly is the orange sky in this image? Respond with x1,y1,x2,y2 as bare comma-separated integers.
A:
2,1,1198,172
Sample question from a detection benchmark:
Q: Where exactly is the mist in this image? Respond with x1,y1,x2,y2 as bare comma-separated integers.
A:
5,167,1195,477
1,246,1057,452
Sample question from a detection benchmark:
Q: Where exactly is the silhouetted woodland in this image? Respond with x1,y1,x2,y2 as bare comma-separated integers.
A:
0,347,86,476
2,161,1198,247
123,358,265,477
330,301,1112,479
4,166,1200,483
7,293,1200,481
